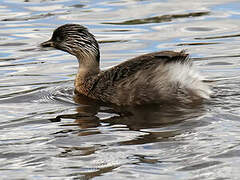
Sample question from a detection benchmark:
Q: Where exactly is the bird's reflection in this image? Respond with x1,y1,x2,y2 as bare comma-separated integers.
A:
51,93,210,172
51,93,208,139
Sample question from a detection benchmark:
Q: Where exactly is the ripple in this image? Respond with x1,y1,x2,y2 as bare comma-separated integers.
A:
186,27,215,32
0,42,27,46
178,161,222,171
1,12,68,21
177,42,220,46
210,149,240,158
70,4,85,8
103,11,210,25
195,33,240,40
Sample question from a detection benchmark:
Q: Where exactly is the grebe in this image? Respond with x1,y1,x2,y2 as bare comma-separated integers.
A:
41,24,211,106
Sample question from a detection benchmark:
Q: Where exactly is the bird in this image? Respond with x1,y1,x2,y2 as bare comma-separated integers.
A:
41,24,211,106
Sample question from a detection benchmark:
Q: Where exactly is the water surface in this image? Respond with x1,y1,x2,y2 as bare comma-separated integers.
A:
0,0,240,179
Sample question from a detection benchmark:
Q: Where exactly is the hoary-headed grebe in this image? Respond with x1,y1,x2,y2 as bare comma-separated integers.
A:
41,24,211,106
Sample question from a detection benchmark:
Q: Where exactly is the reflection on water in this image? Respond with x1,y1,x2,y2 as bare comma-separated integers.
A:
59,94,206,131
0,0,240,179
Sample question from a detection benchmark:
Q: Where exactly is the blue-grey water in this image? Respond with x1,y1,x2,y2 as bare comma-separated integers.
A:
1,0,240,179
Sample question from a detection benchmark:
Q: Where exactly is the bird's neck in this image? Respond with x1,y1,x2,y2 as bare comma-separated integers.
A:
76,50,100,75
74,51,100,94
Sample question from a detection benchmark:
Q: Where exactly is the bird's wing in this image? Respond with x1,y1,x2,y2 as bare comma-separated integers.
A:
88,50,190,93
102,50,189,81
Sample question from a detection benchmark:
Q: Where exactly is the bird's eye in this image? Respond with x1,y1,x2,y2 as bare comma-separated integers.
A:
52,31,64,42
56,36,61,42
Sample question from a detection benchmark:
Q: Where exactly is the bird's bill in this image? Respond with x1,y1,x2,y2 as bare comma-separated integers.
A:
41,39,54,48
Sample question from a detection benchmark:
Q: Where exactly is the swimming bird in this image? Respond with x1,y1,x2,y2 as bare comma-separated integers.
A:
41,24,211,106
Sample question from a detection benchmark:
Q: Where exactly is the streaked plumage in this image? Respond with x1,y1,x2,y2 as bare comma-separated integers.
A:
41,24,211,106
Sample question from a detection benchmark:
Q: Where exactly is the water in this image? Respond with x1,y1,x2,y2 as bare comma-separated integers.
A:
0,0,240,179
